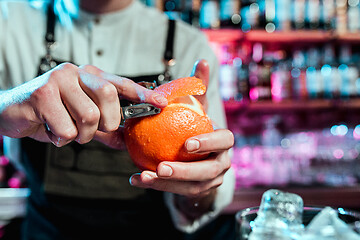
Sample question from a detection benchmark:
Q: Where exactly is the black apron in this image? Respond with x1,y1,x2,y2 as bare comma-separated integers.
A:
21,5,184,240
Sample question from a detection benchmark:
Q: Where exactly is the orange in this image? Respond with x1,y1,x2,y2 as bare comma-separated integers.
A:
124,77,214,171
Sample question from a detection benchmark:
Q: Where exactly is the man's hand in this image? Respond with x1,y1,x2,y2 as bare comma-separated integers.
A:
129,129,233,197
129,60,234,219
0,63,167,147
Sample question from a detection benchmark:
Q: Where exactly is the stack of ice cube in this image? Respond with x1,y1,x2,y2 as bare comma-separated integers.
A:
248,189,360,240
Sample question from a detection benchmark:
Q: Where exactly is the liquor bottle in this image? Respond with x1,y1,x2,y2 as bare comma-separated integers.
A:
219,0,241,28
241,0,260,31
250,43,272,101
275,0,292,31
336,0,348,34
338,44,358,99
322,0,336,30
291,50,308,100
348,0,360,32
306,0,321,29
219,44,238,100
265,0,276,32
234,57,250,102
249,61,260,101
271,60,291,102
293,0,306,29
306,47,323,99
322,44,336,99
200,0,220,29
190,0,201,27
163,0,183,19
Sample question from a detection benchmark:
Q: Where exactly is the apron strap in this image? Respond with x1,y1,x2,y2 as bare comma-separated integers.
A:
159,19,176,85
45,2,56,45
40,6,177,84
164,19,175,63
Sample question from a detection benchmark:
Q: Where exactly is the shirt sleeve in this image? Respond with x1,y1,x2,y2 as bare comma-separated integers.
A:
204,47,227,129
163,167,235,233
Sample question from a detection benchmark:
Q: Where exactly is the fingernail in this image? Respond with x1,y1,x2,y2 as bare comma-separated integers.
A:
129,173,140,185
158,164,173,177
142,173,154,183
51,137,63,147
153,94,167,105
186,139,200,152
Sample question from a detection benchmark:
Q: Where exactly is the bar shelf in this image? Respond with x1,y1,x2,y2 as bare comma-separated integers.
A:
203,29,360,44
224,99,360,113
244,30,334,43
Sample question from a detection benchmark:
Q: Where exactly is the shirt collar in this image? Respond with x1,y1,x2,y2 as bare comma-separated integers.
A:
77,0,141,25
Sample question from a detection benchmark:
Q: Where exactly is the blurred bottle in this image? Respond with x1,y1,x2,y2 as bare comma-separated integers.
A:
200,0,220,28
291,49,308,100
306,47,323,99
265,0,276,32
322,0,336,30
249,43,272,101
348,0,360,32
336,0,348,34
348,64,359,98
219,0,241,28
293,0,306,29
338,44,358,99
190,0,201,27
241,0,260,31
275,0,292,31
234,57,250,102
271,59,291,102
306,0,321,29
262,116,282,147
163,0,183,19
322,44,336,99
219,44,238,100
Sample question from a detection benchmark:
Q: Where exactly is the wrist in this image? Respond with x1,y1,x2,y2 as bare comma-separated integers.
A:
174,189,217,221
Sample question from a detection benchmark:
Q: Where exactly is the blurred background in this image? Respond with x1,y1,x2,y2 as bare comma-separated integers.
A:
147,0,360,210
2,0,360,238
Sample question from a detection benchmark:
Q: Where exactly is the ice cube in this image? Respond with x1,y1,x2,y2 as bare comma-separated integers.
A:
249,189,304,240
302,207,360,240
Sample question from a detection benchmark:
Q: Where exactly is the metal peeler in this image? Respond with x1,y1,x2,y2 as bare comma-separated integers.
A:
120,103,161,126
119,81,161,126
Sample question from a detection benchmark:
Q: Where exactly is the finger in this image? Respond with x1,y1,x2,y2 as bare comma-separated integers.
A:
100,72,168,108
78,69,121,132
130,171,224,198
185,129,234,154
31,84,78,146
191,59,209,88
79,64,104,76
58,78,101,144
79,65,167,109
156,151,231,181
93,129,126,150
191,59,210,107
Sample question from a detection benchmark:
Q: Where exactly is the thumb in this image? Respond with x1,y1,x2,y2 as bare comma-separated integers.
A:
190,59,209,109
191,59,210,89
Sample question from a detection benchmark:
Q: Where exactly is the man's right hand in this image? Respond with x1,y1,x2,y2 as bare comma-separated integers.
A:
0,63,167,147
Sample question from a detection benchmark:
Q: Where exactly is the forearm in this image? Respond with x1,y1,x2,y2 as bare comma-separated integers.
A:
0,89,16,135
0,86,37,138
